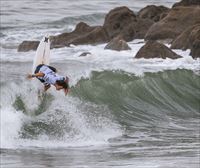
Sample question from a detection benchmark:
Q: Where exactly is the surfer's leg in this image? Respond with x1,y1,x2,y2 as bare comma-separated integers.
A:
34,64,44,74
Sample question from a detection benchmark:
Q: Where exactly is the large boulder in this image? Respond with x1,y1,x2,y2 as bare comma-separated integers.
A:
132,18,154,39
173,0,200,7
68,26,108,45
191,40,200,59
171,24,200,50
137,5,169,22
51,22,109,48
18,41,39,52
190,26,200,58
135,40,181,59
145,6,200,41
50,22,94,48
103,6,154,41
104,36,131,51
103,6,136,41
171,24,200,58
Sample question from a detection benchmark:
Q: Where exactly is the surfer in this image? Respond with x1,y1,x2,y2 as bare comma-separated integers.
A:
27,64,69,95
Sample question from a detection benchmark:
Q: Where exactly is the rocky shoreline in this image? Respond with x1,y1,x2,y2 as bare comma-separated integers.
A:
18,0,200,59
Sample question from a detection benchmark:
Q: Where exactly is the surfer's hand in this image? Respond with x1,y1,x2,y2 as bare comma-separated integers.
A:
27,74,33,79
64,88,69,96
44,84,51,91
27,73,44,79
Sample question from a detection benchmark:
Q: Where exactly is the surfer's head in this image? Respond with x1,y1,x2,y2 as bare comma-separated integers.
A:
55,76,69,95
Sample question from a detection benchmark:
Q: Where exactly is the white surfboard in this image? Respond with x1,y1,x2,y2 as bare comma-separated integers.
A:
32,36,50,73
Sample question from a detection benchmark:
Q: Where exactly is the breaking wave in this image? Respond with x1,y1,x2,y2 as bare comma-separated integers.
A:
1,69,199,148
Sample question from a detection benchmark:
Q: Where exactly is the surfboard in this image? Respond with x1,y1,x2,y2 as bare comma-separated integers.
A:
32,36,50,73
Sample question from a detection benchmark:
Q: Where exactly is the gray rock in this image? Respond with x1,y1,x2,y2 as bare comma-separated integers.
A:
79,52,92,57
105,36,131,51
18,41,39,52
173,0,200,7
103,6,136,41
171,24,199,50
51,22,109,47
171,24,200,59
137,5,169,22
145,6,200,41
135,40,181,59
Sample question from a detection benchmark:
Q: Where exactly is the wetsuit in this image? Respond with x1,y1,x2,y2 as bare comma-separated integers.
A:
34,64,65,86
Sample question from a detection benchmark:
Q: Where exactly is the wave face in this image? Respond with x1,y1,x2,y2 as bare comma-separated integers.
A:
72,70,200,127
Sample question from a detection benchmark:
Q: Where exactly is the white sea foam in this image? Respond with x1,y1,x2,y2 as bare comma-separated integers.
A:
1,39,199,85
0,80,122,149
0,107,25,148
51,40,200,84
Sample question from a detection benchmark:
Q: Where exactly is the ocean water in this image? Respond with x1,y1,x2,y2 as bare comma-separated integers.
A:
1,0,200,168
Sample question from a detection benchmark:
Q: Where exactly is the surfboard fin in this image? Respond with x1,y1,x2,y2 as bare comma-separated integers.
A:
44,37,48,43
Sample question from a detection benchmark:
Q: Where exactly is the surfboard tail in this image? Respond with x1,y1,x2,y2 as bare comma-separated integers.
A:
32,36,50,73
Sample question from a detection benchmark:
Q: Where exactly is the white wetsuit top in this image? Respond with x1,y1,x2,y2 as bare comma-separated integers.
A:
38,65,65,86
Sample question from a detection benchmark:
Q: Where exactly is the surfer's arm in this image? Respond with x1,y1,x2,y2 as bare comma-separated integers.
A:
27,72,45,79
